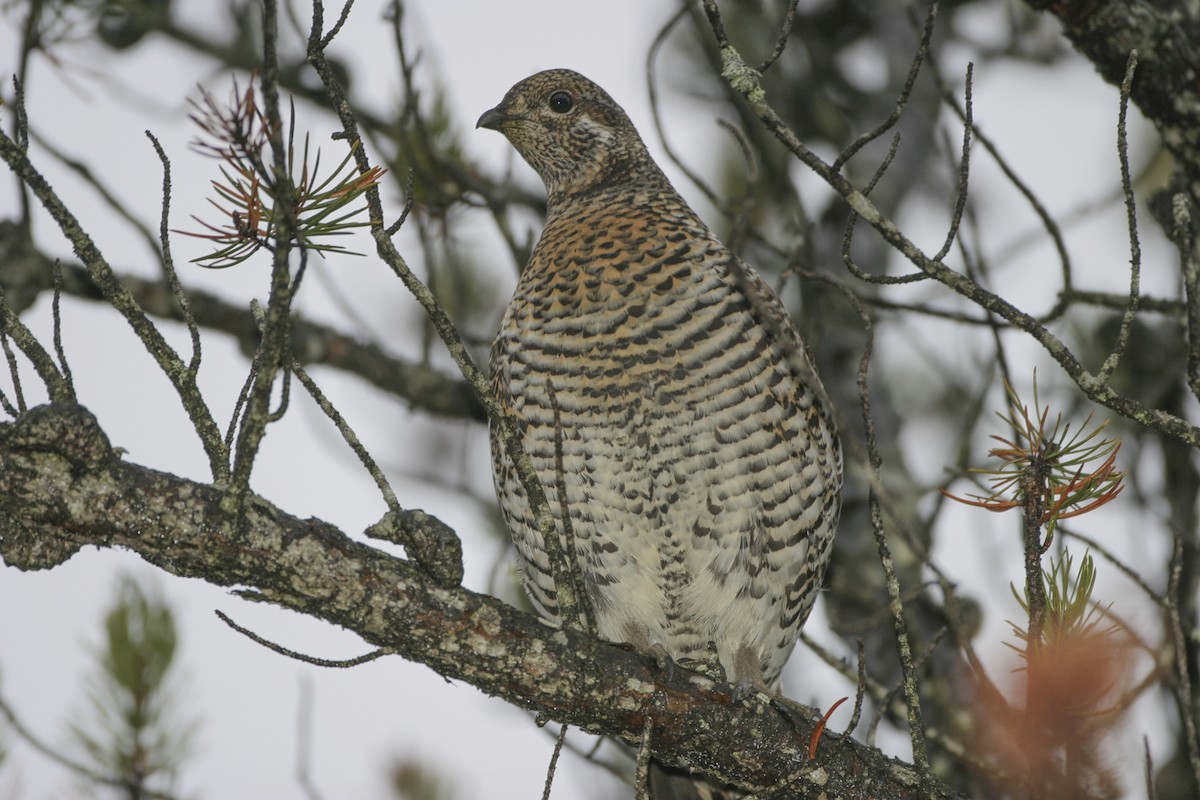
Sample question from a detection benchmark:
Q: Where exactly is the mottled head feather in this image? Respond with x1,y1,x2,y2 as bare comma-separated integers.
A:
478,69,656,197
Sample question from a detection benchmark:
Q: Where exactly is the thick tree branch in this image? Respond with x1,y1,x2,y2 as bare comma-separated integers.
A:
0,403,961,800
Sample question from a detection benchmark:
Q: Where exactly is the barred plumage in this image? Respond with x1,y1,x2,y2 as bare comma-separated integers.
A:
480,69,841,794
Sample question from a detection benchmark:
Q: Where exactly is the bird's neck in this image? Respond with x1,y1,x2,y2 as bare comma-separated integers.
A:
545,161,678,221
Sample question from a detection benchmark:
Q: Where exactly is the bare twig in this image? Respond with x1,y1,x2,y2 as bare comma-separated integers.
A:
291,356,463,586
49,261,73,396
794,225,930,772
1097,51,1142,383
1166,507,1200,789
1144,735,1157,800
757,0,800,73
924,31,1075,318
842,133,931,284
215,610,389,668
147,132,203,380
548,383,595,633
933,63,973,262
1175,191,1200,402
542,723,571,800
646,5,724,210
832,0,939,173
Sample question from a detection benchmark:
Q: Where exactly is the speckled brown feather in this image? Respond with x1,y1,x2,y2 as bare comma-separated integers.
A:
481,71,842,790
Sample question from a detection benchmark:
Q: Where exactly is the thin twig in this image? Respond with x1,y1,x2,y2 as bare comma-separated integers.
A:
1166,506,1200,789
1174,193,1200,401
1062,288,1182,319
0,338,18,415
837,639,867,745
843,132,929,284
1144,735,1157,800
933,63,973,262
215,610,389,668
50,260,74,396
318,0,355,50
290,357,463,586
646,5,724,209
296,676,325,800
716,117,759,254
853,289,930,771
542,723,570,800
635,713,653,800
30,129,166,268
1061,526,1165,609
386,168,415,236
146,131,204,379
758,0,800,72
1097,51,1142,383
786,243,929,772
926,50,1074,321
832,0,938,173
225,354,257,456
548,383,595,633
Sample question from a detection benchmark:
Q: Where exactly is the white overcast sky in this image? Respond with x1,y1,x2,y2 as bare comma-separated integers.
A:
0,1,1175,798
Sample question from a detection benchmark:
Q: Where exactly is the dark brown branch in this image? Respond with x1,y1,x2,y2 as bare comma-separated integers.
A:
0,221,484,421
0,403,963,800
1096,50,1143,383
214,609,388,668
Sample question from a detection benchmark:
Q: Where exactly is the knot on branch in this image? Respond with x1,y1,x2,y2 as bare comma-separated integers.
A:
2,403,115,471
717,46,766,106
0,403,116,569
365,508,463,588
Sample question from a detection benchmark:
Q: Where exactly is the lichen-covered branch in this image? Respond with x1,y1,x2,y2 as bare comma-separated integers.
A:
0,403,961,800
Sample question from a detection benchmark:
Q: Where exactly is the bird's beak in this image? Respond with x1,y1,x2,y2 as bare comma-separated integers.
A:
476,106,518,130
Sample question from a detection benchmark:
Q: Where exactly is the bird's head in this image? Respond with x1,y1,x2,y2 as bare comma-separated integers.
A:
477,69,652,198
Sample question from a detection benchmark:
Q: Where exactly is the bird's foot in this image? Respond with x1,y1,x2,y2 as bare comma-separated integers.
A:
730,645,776,704
623,624,678,680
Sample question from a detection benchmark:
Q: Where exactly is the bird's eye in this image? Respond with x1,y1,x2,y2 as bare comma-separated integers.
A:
548,91,573,113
